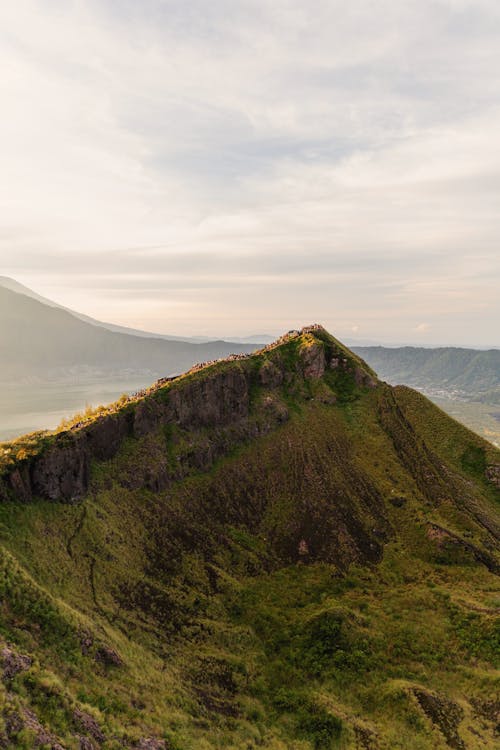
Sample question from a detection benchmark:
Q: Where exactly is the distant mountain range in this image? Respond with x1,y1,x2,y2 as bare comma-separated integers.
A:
0,277,274,345
0,280,267,439
354,345,500,404
1,276,499,441
0,282,262,381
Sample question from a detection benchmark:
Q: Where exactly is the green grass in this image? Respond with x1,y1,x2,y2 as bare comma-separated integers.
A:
0,327,498,748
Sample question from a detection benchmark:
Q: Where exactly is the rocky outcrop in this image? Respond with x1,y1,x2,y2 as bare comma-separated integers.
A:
1,366,252,502
168,367,249,430
411,687,465,750
2,705,66,749
73,708,105,744
30,433,89,502
95,645,122,667
1,643,32,679
134,740,167,750
0,329,380,505
426,522,499,573
300,342,326,379
486,464,500,490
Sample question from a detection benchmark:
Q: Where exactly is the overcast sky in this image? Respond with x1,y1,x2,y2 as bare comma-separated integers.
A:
1,1,499,344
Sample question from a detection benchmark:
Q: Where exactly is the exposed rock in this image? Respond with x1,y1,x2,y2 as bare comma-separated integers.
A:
298,539,309,556
85,412,132,460
133,398,164,439
412,688,465,750
7,466,31,502
353,723,380,750
21,706,66,748
79,631,94,655
318,389,337,404
78,737,98,750
4,710,24,736
486,464,500,489
300,342,326,379
170,369,250,429
330,355,348,370
354,365,377,388
1,644,32,679
73,708,105,743
470,697,500,734
261,395,289,423
134,740,167,750
95,645,122,667
30,434,89,502
426,522,499,573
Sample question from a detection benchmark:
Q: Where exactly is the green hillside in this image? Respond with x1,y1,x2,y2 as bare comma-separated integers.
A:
0,326,498,749
354,345,500,403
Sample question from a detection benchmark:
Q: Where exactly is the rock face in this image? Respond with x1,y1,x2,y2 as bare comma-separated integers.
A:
134,740,167,750
411,688,465,750
2,329,377,504
300,342,326,379
486,464,500,489
1,644,32,679
0,327,384,510
31,434,89,502
0,366,252,503
72,708,105,744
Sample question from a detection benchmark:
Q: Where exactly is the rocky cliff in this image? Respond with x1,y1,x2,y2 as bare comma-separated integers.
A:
0,325,376,504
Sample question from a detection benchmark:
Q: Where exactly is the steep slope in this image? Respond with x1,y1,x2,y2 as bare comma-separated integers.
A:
0,326,498,750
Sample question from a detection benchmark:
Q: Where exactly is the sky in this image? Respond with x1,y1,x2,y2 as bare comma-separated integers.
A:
1,0,499,345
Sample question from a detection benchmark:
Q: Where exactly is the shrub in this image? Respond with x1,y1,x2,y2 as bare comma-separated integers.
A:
297,702,342,748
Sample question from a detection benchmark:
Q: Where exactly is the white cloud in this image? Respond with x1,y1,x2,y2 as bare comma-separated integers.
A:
0,1,499,343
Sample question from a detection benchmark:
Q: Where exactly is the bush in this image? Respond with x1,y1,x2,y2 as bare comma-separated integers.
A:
298,609,372,676
297,702,342,748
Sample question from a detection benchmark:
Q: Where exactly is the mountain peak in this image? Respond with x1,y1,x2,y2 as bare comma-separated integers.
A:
0,321,498,748
0,324,378,501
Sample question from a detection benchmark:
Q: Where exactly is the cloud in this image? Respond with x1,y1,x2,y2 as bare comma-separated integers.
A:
0,1,499,343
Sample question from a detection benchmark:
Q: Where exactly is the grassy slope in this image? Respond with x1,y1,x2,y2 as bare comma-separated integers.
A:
0,330,498,749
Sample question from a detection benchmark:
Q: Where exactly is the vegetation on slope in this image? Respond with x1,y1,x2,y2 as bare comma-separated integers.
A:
354,345,500,403
0,326,498,749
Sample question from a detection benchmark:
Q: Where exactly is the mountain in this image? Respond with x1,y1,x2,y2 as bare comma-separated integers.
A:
0,284,261,378
0,277,275,345
0,284,266,439
353,345,500,403
0,325,498,749
0,276,206,342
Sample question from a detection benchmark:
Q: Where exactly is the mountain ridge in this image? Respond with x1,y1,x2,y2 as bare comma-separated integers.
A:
354,345,500,403
0,325,498,749
0,277,274,345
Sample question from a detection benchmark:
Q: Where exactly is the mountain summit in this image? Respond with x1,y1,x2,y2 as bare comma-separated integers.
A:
0,326,498,749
